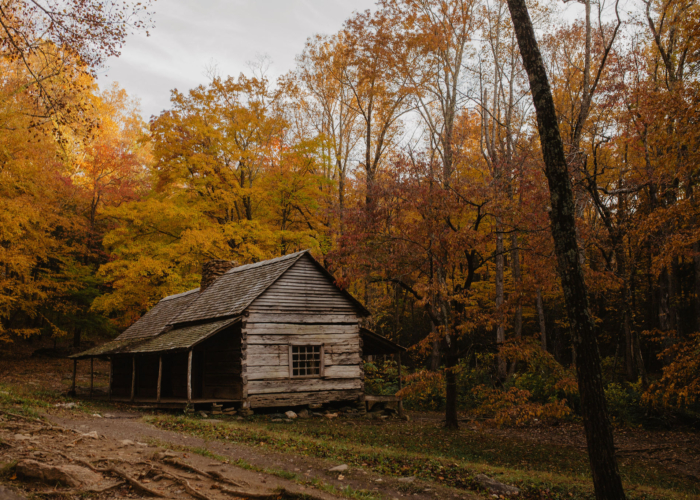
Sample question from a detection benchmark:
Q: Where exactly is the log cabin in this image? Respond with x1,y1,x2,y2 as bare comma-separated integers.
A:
71,250,405,410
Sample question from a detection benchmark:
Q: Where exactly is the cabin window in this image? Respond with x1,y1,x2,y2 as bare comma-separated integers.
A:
289,344,324,377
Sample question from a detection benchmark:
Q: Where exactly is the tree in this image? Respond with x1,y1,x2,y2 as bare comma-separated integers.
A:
0,0,154,121
505,0,626,498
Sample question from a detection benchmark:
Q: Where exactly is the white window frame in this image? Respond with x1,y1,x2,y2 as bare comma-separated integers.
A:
288,342,325,379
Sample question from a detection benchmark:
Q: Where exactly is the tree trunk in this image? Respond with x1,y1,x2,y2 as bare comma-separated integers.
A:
537,288,547,351
695,241,700,331
495,222,506,379
511,233,523,340
444,351,459,429
504,1,626,498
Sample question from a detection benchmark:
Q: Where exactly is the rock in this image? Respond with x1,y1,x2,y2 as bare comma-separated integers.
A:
54,402,78,409
297,409,310,418
475,474,520,496
329,464,349,472
81,431,99,439
199,411,208,418
16,459,102,487
0,485,26,499
324,413,338,419
337,474,345,480
308,403,323,410
103,413,115,418
91,413,102,418
285,411,298,419
398,476,415,483
13,434,35,441
119,439,135,447
238,408,254,417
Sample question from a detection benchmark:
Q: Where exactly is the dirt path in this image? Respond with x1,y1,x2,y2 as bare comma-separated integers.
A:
1,408,329,499
46,410,473,500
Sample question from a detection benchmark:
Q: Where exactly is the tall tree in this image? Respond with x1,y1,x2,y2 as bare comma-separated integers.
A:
505,0,626,498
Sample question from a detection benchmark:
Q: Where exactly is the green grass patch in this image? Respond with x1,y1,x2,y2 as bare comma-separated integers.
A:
148,414,700,500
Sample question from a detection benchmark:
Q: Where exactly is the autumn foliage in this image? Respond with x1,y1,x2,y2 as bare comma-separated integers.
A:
1,0,700,429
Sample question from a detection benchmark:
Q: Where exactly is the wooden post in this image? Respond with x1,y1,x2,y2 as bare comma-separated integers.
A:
108,358,112,401
70,359,77,397
130,356,136,402
397,352,404,417
157,356,163,403
90,357,94,398
187,349,193,402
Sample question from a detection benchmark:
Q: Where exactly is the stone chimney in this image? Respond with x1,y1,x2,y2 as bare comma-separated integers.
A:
200,259,236,292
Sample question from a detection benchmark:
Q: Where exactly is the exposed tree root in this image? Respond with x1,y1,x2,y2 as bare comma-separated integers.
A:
161,457,247,487
100,466,166,497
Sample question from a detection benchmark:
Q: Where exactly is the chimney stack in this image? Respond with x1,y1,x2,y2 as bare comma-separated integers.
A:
200,259,236,292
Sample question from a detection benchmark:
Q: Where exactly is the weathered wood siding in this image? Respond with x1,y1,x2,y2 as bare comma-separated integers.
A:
244,255,364,408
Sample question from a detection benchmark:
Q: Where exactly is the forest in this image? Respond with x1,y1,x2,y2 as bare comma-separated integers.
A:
0,0,699,498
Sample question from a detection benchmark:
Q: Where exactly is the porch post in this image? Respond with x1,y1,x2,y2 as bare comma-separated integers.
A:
187,349,193,402
130,356,136,402
108,357,112,401
157,355,163,403
397,352,404,417
70,359,77,397
90,357,94,398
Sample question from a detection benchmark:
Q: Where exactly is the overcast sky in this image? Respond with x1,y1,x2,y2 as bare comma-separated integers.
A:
97,0,378,119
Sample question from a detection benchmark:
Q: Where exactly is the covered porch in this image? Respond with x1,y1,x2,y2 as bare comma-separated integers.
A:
69,317,243,409
360,327,407,414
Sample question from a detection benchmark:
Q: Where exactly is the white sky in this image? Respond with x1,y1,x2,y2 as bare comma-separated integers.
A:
97,0,378,119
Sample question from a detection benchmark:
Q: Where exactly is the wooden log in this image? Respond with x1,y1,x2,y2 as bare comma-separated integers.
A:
248,389,363,408
247,334,359,345
90,357,94,398
248,367,289,380
245,324,358,334
157,356,163,403
246,313,358,324
187,349,193,402
247,377,362,395
130,357,136,402
323,365,361,378
246,354,282,366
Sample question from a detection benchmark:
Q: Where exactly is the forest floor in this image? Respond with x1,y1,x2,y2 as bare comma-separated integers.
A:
0,353,698,500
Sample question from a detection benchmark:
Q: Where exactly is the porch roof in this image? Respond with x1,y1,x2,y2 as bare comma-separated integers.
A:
70,316,241,359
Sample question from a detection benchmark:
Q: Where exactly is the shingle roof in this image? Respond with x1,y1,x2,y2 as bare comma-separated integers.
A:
117,288,200,341
119,317,240,354
168,250,308,326
69,338,143,359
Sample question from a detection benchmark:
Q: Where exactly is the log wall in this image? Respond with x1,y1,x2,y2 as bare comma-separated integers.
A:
244,255,364,408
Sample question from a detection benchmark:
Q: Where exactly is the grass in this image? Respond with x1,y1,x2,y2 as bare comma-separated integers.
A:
148,413,700,500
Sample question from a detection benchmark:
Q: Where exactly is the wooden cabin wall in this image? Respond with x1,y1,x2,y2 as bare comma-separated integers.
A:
111,356,132,397
244,255,363,408
135,354,159,398
195,324,242,399
164,352,189,399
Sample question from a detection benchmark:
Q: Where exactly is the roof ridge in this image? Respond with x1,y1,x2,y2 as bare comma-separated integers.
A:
160,288,200,302
225,249,309,275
